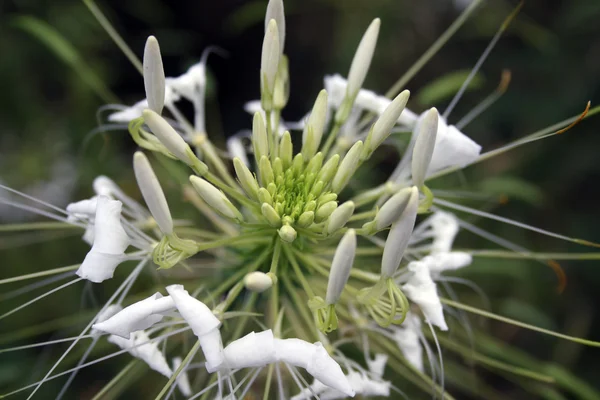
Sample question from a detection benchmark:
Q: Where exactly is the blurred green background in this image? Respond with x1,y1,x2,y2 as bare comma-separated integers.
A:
1,0,599,398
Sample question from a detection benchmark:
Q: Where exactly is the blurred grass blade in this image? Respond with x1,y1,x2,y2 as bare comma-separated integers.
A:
416,70,484,106
12,15,118,104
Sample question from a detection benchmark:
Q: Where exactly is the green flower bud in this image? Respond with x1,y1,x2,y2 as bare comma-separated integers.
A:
279,131,293,168
297,211,315,228
261,203,281,227
301,90,328,159
326,201,355,234
189,176,243,222
375,186,416,230
233,157,259,200
332,141,363,193
317,154,340,184
259,156,275,186
315,200,338,223
278,224,297,243
257,187,273,205
253,112,269,162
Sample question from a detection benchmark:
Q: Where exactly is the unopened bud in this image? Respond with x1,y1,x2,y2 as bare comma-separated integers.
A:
133,152,173,234
326,229,356,304
253,112,269,162
297,211,315,227
143,109,191,163
326,201,355,234
257,187,273,205
189,176,243,222
261,19,280,107
381,187,419,277
143,36,165,114
261,203,281,227
315,201,338,223
244,271,274,292
375,186,416,230
278,224,297,243
259,156,275,186
317,154,340,184
363,90,410,159
233,158,259,200
331,141,363,193
265,0,285,54
412,108,438,188
279,131,293,168
301,90,328,159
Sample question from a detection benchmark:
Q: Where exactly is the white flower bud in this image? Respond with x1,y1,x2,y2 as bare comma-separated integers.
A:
301,89,328,159
411,107,438,188
233,157,259,200
279,131,293,168
142,109,191,163
326,229,356,304
315,201,338,223
326,201,355,234
261,19,280,95
346,18,380,98
381,187,419,277
259,156,275,186
244,271,274,292
317,154,340,184
331,141,363,193
253,112,269,162
189,176,243,222
265,0,285,54
133,152,173,234
278,224,297,243
297,211,315,228
143,36,165,114
364,90,410,158
257,187,273,205
375,186,416,230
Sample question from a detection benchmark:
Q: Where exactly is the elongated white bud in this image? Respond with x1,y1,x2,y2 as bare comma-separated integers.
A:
363,90,410,158
142,109,191,163
166,285,224,371
375,186,416,230
301,89,328,159
133,152,173,234
331,141,363,193
189,176,243,221
279,131,293,167
381,187,419,277
261,203,281,227
326,201,354,234
346,18,380,98
411,107,438,188
325,229,356,304
317,154,340,184
315,200,338,223
244,271,274,292
261,19,280,96
253,112,269,161
265,0,285,54
143,36,165,114
233,158,259,200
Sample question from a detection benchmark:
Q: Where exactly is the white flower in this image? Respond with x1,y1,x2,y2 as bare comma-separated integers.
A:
92,292,175,338
401,261,448,331
76,196,130,283
108,330,172,378
172,357,192,396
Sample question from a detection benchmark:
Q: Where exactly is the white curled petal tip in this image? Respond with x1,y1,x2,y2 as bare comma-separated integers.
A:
109,331,172,378
107,100,148,123
172,357,192,396
291,379,330,400
92,293,174,338
223,329,277,369
307,343,355,397
93,176,117,197
76,196,129,283
66,197,98,217
402,262,448,331
166,61,206,101
91,304,123,336
425,252,472,274
366,353,388,379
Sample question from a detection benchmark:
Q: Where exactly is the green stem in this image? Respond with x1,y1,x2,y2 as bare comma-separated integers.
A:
284,244,314,297
154,341,201,400
0,222,82,232
0,264,79,285
321,122,342,157
91,360,139,400
468,250,600,261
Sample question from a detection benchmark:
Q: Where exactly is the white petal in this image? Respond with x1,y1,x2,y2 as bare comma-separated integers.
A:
402,262,448,330
423,252,472,274
90,196,129,254
392,312,423,372
172,357,192,396
166,62,206,101
92,293,174,338
108,331,172,378
227,136,250,167
366,353,388,378
91,304,123,337
166,284,224,372
77,251,124,283
223,330,277,369
66,197,98,217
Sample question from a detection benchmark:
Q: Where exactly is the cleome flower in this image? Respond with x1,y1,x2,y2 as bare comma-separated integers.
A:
1,0,600,399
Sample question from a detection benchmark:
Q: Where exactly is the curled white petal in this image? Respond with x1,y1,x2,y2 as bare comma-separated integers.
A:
366,353,388,379
166,62,206,101
402,262,448,330
92,293,174,339
423,252,473,274
108,87,180,123
166,284,224,372
76,196,130,283
223,330,277,369
108,331,172,378
91,304,123,337
172,357,192,396
392,312,424,372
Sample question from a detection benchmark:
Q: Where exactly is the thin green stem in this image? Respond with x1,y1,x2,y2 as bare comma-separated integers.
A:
442,298,600,347
468,249,600,261
154,340,201,400
321,122,342,157
90,360,138,400
0,222,81,232
284,244,314,297
0,264,79,285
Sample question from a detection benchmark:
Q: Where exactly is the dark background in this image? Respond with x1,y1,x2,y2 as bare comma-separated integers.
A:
1,0,599,398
